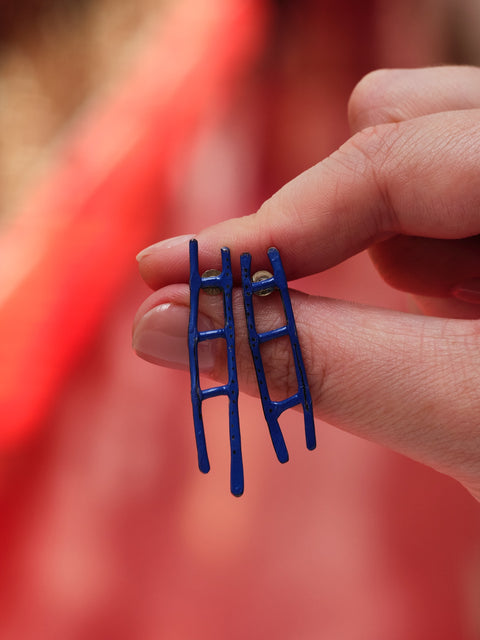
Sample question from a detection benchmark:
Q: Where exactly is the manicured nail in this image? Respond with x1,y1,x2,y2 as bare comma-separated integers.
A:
451,278,480,304
136,234,195,262
132,303,216,370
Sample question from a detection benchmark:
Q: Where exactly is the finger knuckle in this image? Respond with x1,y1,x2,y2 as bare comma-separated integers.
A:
329,123,405,232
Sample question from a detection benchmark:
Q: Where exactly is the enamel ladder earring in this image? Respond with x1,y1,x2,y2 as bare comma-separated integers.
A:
188,239,315,496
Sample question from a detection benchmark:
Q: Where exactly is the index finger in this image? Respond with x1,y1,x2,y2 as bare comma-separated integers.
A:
138,109,480,289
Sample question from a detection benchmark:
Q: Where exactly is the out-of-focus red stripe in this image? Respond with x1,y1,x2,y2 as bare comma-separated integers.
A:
0,0,268,447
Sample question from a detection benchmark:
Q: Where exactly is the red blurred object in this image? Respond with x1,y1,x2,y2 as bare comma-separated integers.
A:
0,0,267,447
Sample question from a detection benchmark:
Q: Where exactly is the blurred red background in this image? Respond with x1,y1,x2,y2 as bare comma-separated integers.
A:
1,0,480,637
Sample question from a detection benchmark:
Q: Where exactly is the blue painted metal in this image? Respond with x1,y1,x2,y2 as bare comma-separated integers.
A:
188,240,315,496
241,248,316,460
188,239,244,496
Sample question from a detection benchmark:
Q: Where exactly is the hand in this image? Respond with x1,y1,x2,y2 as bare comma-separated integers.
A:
133,66,480,501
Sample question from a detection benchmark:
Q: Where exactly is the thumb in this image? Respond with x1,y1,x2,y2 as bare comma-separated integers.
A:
133,283,480,499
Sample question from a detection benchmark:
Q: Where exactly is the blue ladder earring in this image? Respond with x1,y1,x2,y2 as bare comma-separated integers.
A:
240,248,316,460
188,239,244,496
188,240,315,496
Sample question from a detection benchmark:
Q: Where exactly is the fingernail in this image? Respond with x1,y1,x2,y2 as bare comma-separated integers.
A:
132,303,216,370
451,278,480,304
136,234,195,262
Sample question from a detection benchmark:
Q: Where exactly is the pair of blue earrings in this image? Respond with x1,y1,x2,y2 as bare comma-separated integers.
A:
188,239,315,496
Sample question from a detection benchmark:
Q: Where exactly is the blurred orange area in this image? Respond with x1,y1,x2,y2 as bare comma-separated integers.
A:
0,0,480,638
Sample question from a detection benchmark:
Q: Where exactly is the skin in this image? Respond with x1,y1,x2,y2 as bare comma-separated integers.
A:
133,66,480,501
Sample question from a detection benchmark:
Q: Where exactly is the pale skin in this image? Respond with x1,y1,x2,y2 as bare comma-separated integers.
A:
133,66,480,501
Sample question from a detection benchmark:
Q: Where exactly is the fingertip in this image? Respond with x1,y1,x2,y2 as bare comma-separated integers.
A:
136,235,195,289
132,284,190,333
136,234,196,262
133,302,217,371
